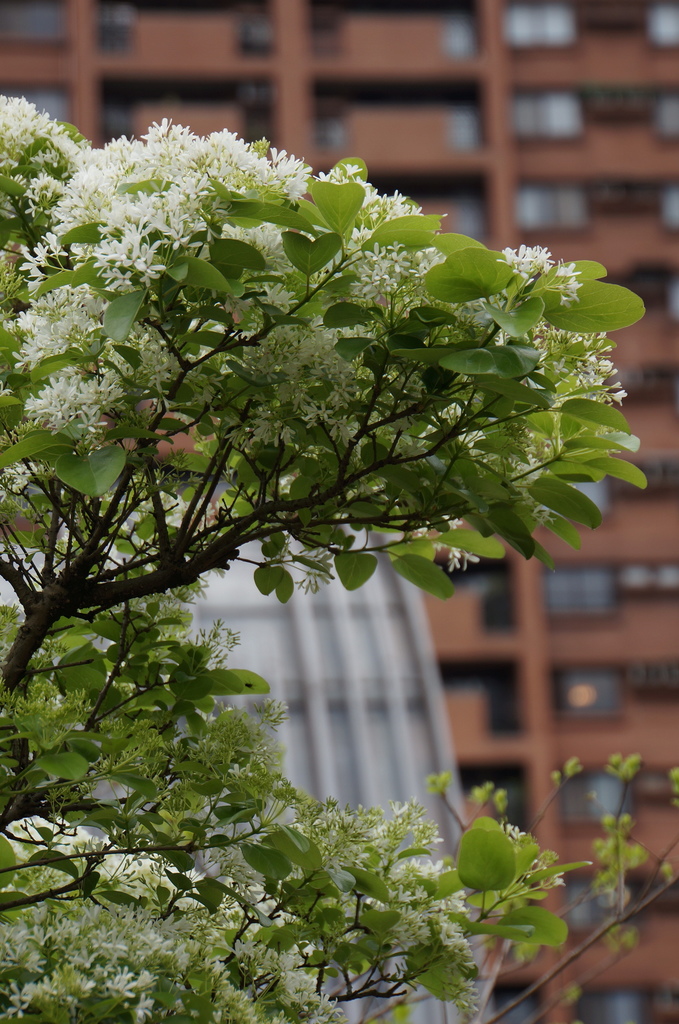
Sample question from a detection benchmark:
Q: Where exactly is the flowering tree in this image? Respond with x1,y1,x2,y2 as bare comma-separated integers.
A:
0,96,647,1022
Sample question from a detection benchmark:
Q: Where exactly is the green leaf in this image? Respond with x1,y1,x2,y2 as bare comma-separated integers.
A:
0,174,26,196
470,816,503,831
332,156,368,180
209,668,270,695
334,552,378,590
55,446,126,497
390,554,454,599
275,570,295,604
367,214,442,249
543,514,582,550
267,827,322,870
0,430,72,469
570,260,607,280
308,181,365,235
434,233,486,255
35,269,74,297
476,377,552,408
361,908,402,934
241,842,292,880
344,866,389,902
335,336,373,360
176,256,234,293
439,345,540,378
457,828,516,891
209,237,266,271
436,870,463,897
463,920,535,941
486,507,535,558
36,751,89,780
254,565,286,596
281,231,342,276
109,773,158,799
227,198,315,231
483,296,545,337
436,529,505,559
61,223,104,245
544,280,645,332
528,477,602,528
560,397,630,433
501,906,568,946
103,290,146,342
425,249,515,303
583,456,646,488
323,302,371,328
0,835,16,884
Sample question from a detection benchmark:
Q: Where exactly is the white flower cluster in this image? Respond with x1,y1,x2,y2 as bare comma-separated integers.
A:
500,244,554,279
24,367,123,432
500,244,582,306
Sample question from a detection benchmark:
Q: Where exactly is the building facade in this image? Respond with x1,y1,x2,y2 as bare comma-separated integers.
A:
2,1,679,1021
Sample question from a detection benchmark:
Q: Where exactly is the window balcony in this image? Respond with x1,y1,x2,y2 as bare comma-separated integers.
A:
98,5,271,73
312,104,484,173
310,10,478,73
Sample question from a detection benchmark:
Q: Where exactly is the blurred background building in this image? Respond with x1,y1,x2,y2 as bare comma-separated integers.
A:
2,1,679,1021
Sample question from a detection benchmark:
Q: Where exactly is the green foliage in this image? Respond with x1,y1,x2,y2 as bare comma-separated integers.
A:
0,99,660,1023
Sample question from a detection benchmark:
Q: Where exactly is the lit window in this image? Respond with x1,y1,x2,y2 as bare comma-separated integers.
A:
656,93,679,136
649,2,679,45
544,566,616,613
513,91,583,138
505,3,576,47
561,771,630,820
442,12,477,58
516,183,587,228
555,668,620,714
0,87,68,121
662,184,679,228
577,990,650,1024
447,104,482,150
0,0,63,38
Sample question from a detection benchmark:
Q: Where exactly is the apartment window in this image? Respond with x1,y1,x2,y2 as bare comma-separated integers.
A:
514,92,582,138
0,87,68,121
99,2,135,52
662,184,679,227
442,663,519,733
566,878,619,929
544,566,616,613
561,771,630,820
574,479,609,515
648,2,679,45
505,3,576,47
619,563,679,590
446,560,513,629
0,0,63,38
490,989,540,1024
555,668,621,714
238,9,273,55
577,990,650,1024
656,93,679,136
447,104,482,150
628,661,679,690
516,184,587,228
460,765,526,828
442,12,477,58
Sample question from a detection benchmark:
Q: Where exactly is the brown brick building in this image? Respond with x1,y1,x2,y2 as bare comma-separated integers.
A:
2,2,679,1021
